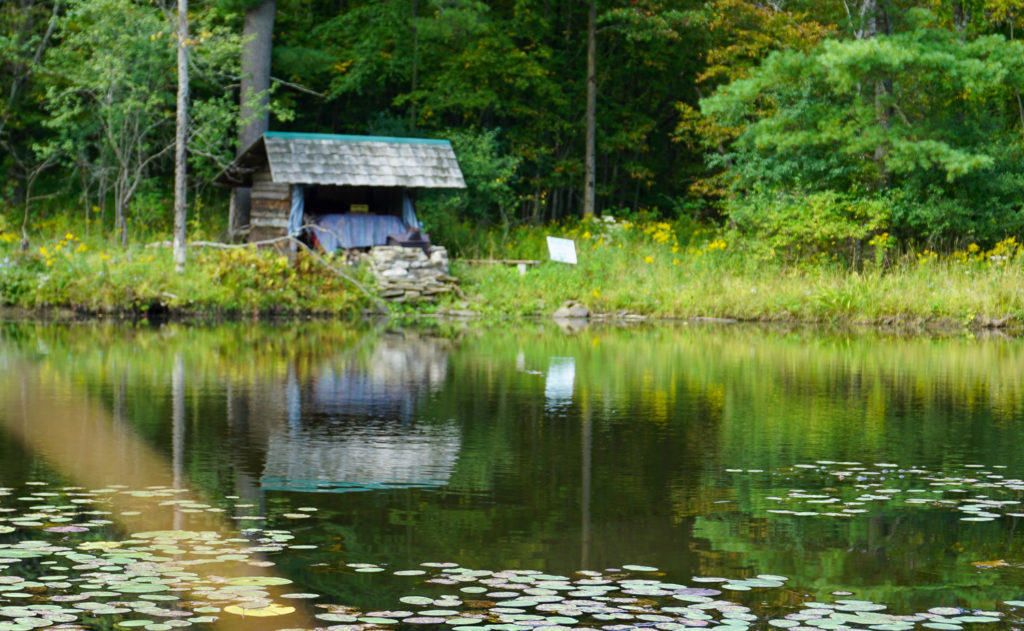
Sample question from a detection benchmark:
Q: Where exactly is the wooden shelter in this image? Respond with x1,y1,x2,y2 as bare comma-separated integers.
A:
216,132,467,246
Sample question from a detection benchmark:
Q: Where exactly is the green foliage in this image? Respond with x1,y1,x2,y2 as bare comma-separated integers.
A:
0,232,370,315
41,0,174,209
0,0,56,173
27,0,242,240
183,9,252,182
4,0,1024,260
674,0,833,202
1,212,1023,324
417,128,521,234
305,0,700,221
702,23,1024,244
442,214,1024,325
727,190,890,262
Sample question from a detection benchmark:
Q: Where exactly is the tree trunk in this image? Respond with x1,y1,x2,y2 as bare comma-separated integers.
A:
239,0,275,150
953,0,968,31
410,0,419,124
115,178,126,247
582,0,596,218
868,1,892,189
231,0,275,241
173,0,189,273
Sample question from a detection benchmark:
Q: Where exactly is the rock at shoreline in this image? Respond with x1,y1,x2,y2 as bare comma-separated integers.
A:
553,300,589,319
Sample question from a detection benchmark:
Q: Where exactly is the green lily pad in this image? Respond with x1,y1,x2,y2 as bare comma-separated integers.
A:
225,576,292,587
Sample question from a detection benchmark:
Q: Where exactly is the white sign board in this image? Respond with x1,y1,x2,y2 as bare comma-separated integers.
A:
546,236,577,264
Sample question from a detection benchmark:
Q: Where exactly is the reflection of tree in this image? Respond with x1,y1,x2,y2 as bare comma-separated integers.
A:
406,327,730,575
692,508,1024,611
4,321,1024,612
0,320,376,501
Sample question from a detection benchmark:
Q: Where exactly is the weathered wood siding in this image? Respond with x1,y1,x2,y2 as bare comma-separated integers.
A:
248,169,291,242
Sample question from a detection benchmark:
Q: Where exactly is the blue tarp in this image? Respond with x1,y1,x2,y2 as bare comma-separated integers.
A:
310,214,408,251
288,184,306,236
402,191,421,230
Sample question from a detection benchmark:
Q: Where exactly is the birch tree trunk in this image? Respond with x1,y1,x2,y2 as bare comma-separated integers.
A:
173,0,188,272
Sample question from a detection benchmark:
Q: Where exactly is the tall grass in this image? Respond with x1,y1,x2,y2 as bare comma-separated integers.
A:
0,228,371,316
449,216,1024,326
1,212,1022,325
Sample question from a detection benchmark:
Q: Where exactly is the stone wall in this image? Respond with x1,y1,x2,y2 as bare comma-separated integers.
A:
367,246,461,303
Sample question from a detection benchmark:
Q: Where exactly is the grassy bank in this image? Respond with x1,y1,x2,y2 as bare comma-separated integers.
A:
0,230,372,316
452,218,1024,327
1,217,1022,327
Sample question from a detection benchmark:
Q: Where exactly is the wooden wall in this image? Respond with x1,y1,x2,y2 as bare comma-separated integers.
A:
248,169,291,243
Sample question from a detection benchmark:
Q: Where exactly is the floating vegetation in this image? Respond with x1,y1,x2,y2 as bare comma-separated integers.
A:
0,480,1023,631
731,461,1024,524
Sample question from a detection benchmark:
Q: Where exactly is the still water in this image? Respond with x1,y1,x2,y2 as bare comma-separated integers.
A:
0,320,1023,631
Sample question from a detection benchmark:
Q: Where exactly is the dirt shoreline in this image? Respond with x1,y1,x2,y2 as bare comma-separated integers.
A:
1,304,1019,338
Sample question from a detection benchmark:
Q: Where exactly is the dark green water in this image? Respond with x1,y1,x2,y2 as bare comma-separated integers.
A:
1,320,1024,630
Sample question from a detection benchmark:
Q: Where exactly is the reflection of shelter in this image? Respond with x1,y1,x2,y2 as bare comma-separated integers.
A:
262,423,461,493
215,132,466,247
258,334,458,493
307,335,449,421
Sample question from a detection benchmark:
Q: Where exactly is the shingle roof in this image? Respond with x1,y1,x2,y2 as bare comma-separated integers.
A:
215,132,467,189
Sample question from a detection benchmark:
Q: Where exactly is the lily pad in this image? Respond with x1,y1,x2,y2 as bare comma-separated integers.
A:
222,604,295,617
225,576,292,587
621,565,659,572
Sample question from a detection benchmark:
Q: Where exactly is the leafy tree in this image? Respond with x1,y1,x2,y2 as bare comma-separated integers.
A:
311,0,699,222
40,0,244,243
0,0,61,244
417,127,522,231
674,0,832,205
41,0,174,244
702,17,1024,243
0,0,58,146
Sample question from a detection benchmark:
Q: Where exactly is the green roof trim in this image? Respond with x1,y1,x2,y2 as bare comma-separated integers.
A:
264,131,452,146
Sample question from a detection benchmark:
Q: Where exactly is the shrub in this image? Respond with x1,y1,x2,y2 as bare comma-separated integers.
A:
726,190,889,263
417,127,522,248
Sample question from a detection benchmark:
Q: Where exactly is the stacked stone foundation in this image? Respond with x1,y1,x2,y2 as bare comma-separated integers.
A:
367,246,460,303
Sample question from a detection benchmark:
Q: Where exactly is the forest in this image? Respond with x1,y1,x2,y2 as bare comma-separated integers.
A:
4,0,1024,249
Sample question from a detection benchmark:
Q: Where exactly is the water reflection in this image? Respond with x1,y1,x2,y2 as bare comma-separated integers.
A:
262,422,460,492
1,321,1024,614
544,356,576,410
305,332,449,421
260,333,458,493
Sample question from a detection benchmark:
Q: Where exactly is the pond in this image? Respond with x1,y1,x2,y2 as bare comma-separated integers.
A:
0,320,1023,631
